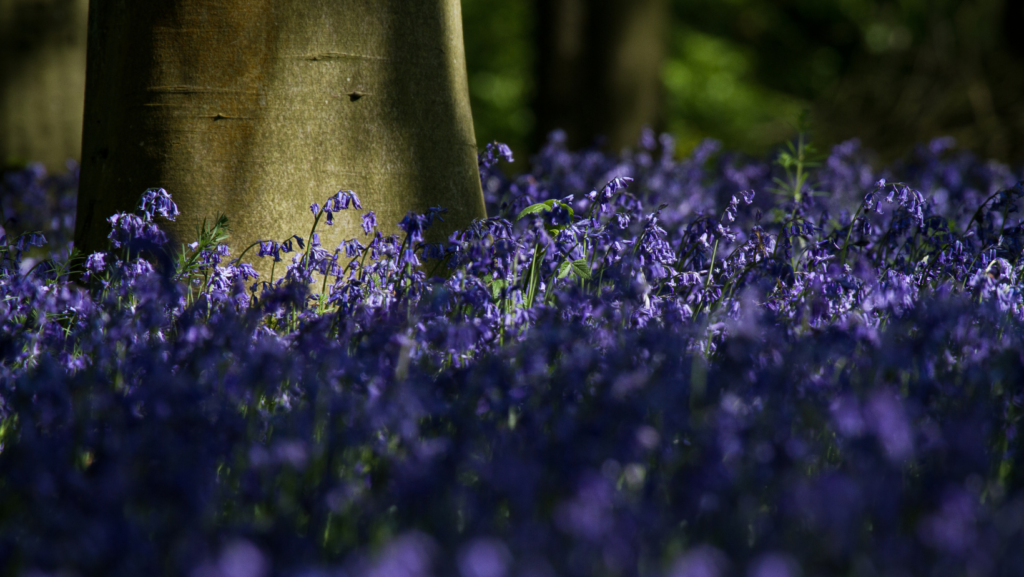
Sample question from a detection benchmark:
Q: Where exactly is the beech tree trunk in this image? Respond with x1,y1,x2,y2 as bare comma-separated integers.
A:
533,0,668,152
75,0,485,275
0,0,88,171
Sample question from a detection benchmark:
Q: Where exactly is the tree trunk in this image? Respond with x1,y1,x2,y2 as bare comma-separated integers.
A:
533,0,668,152
0,0,88,171
75,0,485,276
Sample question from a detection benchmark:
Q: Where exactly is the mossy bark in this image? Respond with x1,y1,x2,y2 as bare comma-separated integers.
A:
0,0,88,171
75,0,485,277
533,0,668,152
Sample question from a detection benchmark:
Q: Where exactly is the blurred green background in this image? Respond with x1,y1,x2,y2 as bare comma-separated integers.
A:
462,0,1024,167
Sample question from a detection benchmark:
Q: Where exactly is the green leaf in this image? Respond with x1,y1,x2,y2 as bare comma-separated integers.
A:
557,260,572,279
515,200,558,223
558,258,592,280
569,259,591,280
514,200,575,227
488,277,507,300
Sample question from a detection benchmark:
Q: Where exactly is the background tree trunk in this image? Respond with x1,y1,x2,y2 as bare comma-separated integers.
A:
0,0,88,171
75,0,484,275
533,0,668,152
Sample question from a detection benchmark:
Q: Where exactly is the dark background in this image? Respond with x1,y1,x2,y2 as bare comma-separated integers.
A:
462,0,1024,168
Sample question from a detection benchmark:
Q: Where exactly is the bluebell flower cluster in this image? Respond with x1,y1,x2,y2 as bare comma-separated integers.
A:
2,131,1024,577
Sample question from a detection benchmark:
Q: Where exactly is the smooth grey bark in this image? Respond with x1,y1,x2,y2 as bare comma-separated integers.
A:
75,0,485,277
0,0,88,171
533,0,668,152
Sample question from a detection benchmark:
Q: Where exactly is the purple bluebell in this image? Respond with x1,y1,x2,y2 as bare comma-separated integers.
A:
1,132,1024,577
361,211,377,235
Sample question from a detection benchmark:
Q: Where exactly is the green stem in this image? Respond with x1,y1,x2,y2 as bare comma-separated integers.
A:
705,238,719,291
525,245,545,309
302,210,325,270
695,238,719,316
963,188,1006,237
230,240,263,268
839,204,866,266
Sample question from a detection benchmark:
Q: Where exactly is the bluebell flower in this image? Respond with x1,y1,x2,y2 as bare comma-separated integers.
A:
4,131,1024,577
362,211,377,235
398,212,427,244
139,188,179,221
478,141,515,168
329,189,362,211
107,212,167,248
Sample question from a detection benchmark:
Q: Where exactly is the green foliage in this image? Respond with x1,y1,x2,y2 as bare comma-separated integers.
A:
769,113,822,205
512,199,587,311
460,0,534,166
176,214,231,306
461,0,1024,162
177,214,230,277
513,199,574,231
557,258,591,281
662,27,806,156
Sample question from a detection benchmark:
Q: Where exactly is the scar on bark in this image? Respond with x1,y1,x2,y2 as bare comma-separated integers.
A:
332,91,371,102
208,114,252,121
